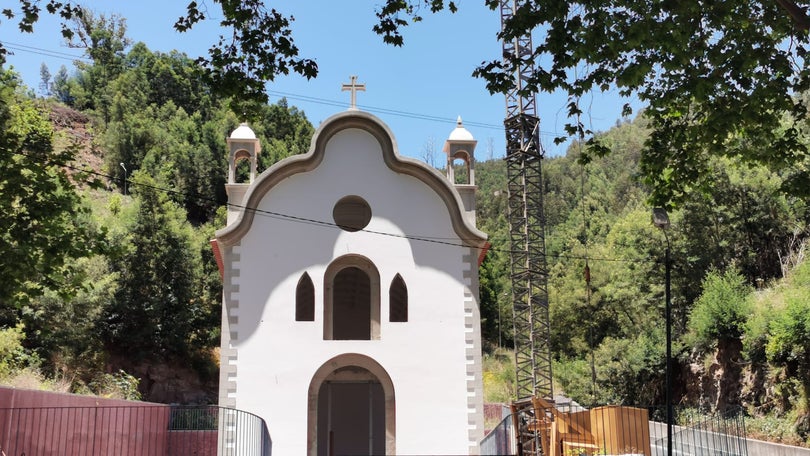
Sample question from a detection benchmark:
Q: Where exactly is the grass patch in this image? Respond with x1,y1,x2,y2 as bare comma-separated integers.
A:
483,347,515,404
745,410,808,447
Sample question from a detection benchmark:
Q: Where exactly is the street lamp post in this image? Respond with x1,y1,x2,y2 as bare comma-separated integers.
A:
120,163,127,196
652,207,673,456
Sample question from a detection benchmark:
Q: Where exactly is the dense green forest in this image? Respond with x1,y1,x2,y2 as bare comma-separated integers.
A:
0,11,314,402
2,9,810,444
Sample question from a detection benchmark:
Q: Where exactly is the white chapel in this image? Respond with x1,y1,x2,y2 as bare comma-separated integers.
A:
212,89,489,454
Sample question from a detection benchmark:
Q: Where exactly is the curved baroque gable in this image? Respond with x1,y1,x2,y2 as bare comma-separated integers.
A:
215,110,487,248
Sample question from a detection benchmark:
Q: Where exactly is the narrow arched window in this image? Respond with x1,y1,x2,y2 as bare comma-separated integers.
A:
389,274,408,322
233,151,252,183
296,272,315,321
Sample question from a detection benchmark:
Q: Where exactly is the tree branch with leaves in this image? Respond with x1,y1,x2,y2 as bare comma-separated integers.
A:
5,0,810,205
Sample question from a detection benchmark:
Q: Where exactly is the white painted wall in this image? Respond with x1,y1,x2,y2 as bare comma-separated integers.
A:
220,117,484,455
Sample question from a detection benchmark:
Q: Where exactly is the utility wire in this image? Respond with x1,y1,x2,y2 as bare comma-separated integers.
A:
267,89,561,138
573,79,599,401
12,146,659,265
1,40,91,63
3,41,570,138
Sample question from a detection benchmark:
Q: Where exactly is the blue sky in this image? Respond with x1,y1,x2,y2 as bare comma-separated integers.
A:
1,1,640,162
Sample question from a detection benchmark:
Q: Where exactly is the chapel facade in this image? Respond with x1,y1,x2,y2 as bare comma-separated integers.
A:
213,108,488,455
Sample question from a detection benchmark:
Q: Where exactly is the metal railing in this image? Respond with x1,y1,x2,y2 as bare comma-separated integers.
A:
481,404,747,456
481,414,517,455
650,410,747,456
0,405,271,456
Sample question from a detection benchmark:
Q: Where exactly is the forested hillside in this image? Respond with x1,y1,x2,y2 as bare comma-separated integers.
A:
2,7,810,445
475,117,810,443
0,11,313,403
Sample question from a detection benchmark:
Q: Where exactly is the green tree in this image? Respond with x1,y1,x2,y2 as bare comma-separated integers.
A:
101,172,206,361
3,2,316,113
685,266,751,411
255,98,315,165
677,158,798,289
23,256,116,377
0,69,99,321
475,159,513,348
0,324,38,377
38,62,51,97
65,9,132,122
50,64,80,106
576,330,665,407
479,245,511,347
464,0,810,206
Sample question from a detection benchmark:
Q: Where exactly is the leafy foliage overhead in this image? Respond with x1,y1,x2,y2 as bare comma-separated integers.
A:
2,1,317,114
378,0,810,206
173,0,318,111
6,1,810,203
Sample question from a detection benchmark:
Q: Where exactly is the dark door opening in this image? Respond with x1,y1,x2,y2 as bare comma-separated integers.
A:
317,379,384,456
332,266,371,340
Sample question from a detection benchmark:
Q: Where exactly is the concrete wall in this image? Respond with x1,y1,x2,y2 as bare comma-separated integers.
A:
746,438,810,456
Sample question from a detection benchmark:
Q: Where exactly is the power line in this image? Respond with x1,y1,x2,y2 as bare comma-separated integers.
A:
1,40,91,63
267,89,562,138
269,90,499,131
3,41,570,139
16,148,658,265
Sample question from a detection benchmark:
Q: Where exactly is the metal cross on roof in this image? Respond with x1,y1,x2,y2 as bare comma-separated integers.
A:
341,75,366,110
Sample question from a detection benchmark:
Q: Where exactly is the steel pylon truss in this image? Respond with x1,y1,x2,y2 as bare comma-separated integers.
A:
500,0,553,402
505,115,552,401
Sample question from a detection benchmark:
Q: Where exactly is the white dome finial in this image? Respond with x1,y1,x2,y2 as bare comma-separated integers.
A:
448,115,474,141
230,122,257,140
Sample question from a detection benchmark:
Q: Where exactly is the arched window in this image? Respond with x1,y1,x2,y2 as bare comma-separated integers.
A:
446,150,474,185
324,255,381,340
452,154,470,185
296,272,315,321
389,274,408,322
233,150,252,183
333,267,371,339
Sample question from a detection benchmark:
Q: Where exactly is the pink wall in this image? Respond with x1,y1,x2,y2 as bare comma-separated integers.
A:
0,387,214,456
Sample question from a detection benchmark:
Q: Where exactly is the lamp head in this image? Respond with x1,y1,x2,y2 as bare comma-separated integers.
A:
652,207,670,229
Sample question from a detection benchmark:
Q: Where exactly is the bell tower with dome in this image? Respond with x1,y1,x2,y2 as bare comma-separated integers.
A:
444,116,478,225
226,123,261,224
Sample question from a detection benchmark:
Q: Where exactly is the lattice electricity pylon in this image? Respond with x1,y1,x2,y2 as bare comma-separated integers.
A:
500,0,554,402
505,116,552,400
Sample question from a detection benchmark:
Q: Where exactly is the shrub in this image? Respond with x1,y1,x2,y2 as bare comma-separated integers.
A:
89,370,142,400
686,267,751,352
593,330,665,406
766,287,810,437
0,324,40,377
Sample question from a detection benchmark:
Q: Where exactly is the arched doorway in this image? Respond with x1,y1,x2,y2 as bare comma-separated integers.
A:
308,354,395,455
